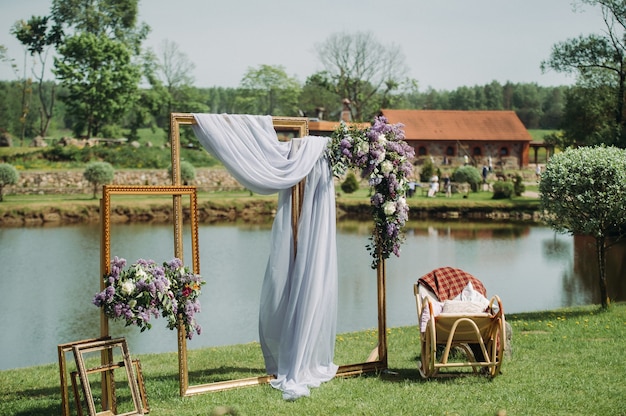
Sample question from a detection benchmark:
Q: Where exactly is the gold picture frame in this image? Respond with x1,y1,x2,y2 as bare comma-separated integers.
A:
167,114,388,396
99,184,200,398
72,337,143,416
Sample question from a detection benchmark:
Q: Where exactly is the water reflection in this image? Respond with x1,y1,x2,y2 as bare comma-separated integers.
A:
0,220,623,370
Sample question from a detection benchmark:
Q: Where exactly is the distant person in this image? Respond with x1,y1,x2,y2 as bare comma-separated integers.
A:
536,164,541,180
427,174,439,197
482,165,488,184
464,155,469,165
488,155,493,172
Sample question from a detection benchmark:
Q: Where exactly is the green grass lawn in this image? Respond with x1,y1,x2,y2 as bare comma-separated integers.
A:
1,303,625,415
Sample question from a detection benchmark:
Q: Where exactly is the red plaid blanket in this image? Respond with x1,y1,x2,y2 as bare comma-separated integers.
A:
417,267,487,301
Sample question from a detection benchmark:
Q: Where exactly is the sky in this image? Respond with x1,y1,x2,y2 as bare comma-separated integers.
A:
0,0,606,91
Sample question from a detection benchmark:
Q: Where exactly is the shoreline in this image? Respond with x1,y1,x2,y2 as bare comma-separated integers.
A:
0,198,542,227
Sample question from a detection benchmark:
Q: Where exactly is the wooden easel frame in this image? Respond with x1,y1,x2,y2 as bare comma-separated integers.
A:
169,113,388,396
73,338,143,416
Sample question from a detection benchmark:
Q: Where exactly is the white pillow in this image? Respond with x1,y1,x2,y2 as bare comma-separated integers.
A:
442,299,487,314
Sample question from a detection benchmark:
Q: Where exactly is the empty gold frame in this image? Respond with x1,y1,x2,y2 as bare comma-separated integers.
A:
99,185,200,398
168,114,389,396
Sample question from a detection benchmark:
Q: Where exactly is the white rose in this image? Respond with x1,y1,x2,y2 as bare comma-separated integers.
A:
377,150,386,163
357,141,370,154
121,280,135,296
383,201,396,216
381,160,393,174
135,267,147,279
378,134,387,144
398,196,407,210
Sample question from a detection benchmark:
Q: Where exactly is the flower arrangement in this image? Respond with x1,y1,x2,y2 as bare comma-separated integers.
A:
327,115,415,268
93,256,205,340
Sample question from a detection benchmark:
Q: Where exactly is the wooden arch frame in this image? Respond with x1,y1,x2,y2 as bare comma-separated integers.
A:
102,113,388,397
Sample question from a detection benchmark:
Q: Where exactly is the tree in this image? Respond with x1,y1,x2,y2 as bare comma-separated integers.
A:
83,161,114,198
11,16,61,139
541,0,626,147
539,146,626,309
50,0,147,137
0,163,19,202
54,33,141,137
315,31,408,121
238,65,301,116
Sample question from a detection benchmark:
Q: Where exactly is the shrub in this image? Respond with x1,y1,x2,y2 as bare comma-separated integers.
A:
492,181,514,199
453,165,482,192
419,158,435,182
168,161,196,185
0,163,19,202
83,161,115,198
513,174,526,196
340,172,360,194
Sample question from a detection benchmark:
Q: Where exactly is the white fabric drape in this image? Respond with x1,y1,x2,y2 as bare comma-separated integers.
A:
192,114,338,400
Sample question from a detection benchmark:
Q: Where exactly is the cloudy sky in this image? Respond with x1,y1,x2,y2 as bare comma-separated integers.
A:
0,0,604,90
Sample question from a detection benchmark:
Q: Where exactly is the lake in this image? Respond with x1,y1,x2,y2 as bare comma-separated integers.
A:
1,220,623,370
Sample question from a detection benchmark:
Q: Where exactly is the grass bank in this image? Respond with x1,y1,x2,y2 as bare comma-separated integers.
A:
1,303,624,415
0,187,541,227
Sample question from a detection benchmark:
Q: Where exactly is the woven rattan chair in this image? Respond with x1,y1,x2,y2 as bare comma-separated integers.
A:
413,267,505,378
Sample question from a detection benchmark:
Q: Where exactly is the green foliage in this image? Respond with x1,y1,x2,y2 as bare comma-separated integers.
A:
539,145,626,308
83,161,114,198
54,33,142,137
453,165,482,192
340,171,360,194
513,174,525,196
539,146,626,236
238,64,301,116
168,161,196,185
492,181,514,199
419,159,435,182
0,163,19,202
542,1,626,147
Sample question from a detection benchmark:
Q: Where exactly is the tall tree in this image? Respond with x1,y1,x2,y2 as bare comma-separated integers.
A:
11,16,61,138
54,33,141,137
541,0,626,147
315,31,408,121
50,0,147,137
237,64,301,116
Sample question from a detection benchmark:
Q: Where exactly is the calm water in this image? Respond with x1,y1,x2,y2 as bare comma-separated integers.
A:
1,220,623,370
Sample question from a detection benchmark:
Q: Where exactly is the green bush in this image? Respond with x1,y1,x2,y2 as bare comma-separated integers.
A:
453,165,482,192
419,158,435,182
340,172,360,194
492,181,514,199
84,161,115,198
513,174,526,196
0,163,19,202
168,161,197,185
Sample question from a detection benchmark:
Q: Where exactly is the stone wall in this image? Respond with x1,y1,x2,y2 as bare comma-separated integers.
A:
9,168,245,195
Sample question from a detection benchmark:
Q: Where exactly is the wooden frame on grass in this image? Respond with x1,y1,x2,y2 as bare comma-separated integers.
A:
167,113,389,397
73,338,143,416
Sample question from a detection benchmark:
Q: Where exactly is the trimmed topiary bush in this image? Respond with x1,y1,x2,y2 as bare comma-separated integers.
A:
83,161,115,198
340,171,360,194
492,181,514,199
168,161,197,185
453,165,482,193
0,163,19,202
